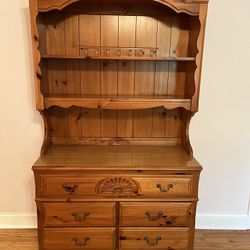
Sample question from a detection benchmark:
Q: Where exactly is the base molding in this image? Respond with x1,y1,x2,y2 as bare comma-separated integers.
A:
0,213,249,229
0,213,37,229
196,214,250,230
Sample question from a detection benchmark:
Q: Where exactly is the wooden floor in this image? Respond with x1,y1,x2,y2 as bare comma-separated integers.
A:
0,230,249,250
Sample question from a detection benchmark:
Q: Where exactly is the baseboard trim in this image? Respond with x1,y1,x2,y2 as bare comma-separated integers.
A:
0,213,249,229
0,213,37,229
196,214,250,230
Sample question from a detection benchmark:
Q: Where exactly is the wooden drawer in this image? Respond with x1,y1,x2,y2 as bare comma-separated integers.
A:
119,228,189,250
39,203,116,227
133,175,195,197
119,202,195,227
40,174,195,198
42,228,116,250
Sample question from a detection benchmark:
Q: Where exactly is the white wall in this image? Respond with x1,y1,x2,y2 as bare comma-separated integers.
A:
0,0,249,229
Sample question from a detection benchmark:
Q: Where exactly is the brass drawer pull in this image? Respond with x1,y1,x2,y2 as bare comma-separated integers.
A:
72,212,90,222
72,237,90,247
156,183,173,192
145,211,164,221
144,236,161,246
62,183,79,194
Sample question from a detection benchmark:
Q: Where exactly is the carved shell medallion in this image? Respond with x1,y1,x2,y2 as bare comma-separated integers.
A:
96,177,139,195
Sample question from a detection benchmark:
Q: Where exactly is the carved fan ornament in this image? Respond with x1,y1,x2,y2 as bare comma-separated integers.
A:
96,177,139,195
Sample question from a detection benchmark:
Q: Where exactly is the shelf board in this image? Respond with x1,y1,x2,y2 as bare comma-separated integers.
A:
41,55,196,62
44,94,191,110
33,145,202,171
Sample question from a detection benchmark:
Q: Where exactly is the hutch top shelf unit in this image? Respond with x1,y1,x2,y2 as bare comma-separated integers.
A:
29,0,208,156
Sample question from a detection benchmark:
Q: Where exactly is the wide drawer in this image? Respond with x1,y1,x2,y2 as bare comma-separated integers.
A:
39,203,116,227
119,227,189,250
119,202,195,227
42,228,116,250
40,174,195,198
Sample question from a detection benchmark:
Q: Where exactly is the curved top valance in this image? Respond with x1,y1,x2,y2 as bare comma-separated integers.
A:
37,0,208,15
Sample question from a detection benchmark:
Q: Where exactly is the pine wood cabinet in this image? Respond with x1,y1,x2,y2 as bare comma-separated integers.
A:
29,0,208,249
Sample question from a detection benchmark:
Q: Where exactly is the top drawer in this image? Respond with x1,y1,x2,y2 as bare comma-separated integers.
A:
39,174,197,198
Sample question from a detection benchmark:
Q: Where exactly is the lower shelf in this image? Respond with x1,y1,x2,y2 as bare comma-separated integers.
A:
44,94,191,110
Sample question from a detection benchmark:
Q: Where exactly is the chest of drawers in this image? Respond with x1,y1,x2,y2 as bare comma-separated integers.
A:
33,145,202,250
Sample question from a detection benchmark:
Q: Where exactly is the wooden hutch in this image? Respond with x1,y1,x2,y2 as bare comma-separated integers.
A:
29,0,208,249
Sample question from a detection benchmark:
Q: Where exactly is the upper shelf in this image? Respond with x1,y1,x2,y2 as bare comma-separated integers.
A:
44,94,191,110
41,55,196,62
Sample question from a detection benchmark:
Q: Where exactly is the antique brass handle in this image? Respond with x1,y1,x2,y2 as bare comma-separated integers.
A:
62,183,79,194
156,183,173,192
144,236,162,246
72,212,90,222
72,237,90,247
145,211,164,221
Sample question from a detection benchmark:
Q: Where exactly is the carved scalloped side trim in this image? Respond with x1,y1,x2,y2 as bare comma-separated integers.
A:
30,0,44,110
155,0,199,16
192,4,207,111
39,110,51,155
38,0,200,15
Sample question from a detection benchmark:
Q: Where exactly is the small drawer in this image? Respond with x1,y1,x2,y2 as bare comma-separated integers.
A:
119,202,195,227
133,175,195,197
41,176,103,197
119,227,189,250
39,203,116,227
42,228,116,250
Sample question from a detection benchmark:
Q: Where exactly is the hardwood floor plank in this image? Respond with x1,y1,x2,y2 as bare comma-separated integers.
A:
0,230,249,250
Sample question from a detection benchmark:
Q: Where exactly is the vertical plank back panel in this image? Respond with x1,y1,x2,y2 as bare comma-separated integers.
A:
152,107,166,138
157,16,172,57
165,109,182,138
81,61,101,94
67,107,82,138
136,16,157,48
79,15,101,47
82,109,101,137
49,107,68,138
101,15,118,47
133,110,153,138
65,15,79,56
47,60,67,94
119,16,136,48
45,14,66,55
170,16,190,57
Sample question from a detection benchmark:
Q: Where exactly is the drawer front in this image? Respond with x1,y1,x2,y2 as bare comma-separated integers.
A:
41,176,103,197
133,175,194,196
120,202,194,227
42,228,116,250
119,228,189,250
39,203,116,227
40,175,194,198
